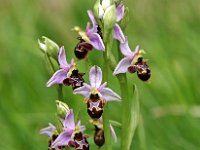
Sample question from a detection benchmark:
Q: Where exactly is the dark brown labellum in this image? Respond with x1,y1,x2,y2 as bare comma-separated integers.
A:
63,69,85,89
70,69,85,89
74,38,93,59
128,65,137,73
134,57,151,81
87,107,103,119
137,68,151,81
74,132,84,141
63,78,74,86
89,93,100,102
86,99,104,119
73,132,89,150
94,125,105,147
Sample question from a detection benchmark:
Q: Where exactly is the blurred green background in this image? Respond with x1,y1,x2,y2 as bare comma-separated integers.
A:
0,0,200,149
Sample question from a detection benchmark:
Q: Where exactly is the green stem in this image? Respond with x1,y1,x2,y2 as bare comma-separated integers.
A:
57,85,63,100
118,74,129,150
116,41,130,150
102,33,113,150
46,53,56,72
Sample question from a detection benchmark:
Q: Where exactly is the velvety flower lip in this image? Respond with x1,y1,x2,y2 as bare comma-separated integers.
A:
46,47,75,87
74,66,121,102
113,37,140,75
85,10,105,51
51,109,86,148
40,123,56,137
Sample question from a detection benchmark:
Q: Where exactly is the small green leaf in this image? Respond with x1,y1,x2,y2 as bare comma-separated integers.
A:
126,84,140,149
109,120,122,128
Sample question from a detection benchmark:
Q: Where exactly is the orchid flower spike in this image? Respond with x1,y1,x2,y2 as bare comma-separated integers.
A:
73,11,105,52
74,66,121,119
47,47,85,89
51,110,89,150
113,37,146,75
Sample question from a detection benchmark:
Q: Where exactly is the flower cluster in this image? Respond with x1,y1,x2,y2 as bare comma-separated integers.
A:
39,0,151,149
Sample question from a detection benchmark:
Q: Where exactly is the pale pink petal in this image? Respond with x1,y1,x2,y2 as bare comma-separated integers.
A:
46,69,67,87
120,37,133,57
73,83,91,97
110,124,117,143
88,33,105,50
98,82,107,92
102,0,111,10
70,58,74,65
86,22,91,33
58,47,69,69
130,45,140,59
113,57,132,75
76,121,86,132
113,24,125,43
40,123,56,137
89,66,102,88
87,10,97,32
63,110,75,129
100,87,121,101
116,3,125,22
51,129,73,148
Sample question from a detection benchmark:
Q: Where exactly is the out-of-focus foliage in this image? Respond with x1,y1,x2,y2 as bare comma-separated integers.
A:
0,0,200,149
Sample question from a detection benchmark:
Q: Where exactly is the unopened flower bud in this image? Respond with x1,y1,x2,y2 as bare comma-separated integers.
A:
94,0,114,20
93,0,101,18
56,100,70,119
103,5,116,40
38,36,59,60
